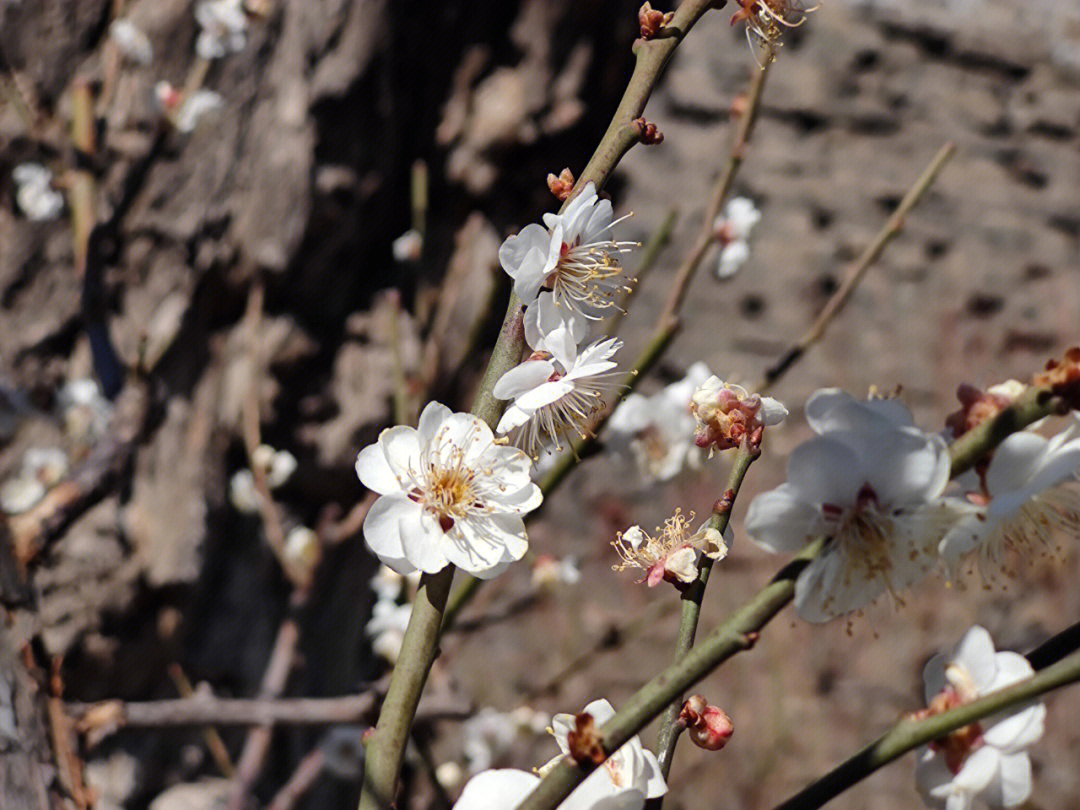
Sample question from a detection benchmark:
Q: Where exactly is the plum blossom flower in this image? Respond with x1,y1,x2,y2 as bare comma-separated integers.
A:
452,699,665,810
713,196,760,279
109,19,153,65
154,83,225,133
939,418,1080,575
493,331,621,458
356,401,541,578
499,182,634,326
531,555,581,589
523,291,589,353
690,375,787,453
731,0,819,54
462,706,550,775
195,0,248,60
612,509,730,587
745,389,958,622
914,626,1045,810
607,362,712,483
12,163,64,221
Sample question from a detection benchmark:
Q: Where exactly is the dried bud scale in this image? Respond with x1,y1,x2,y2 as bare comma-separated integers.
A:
638,2,675,40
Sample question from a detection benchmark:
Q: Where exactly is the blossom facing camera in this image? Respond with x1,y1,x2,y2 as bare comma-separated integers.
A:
612,509,729,588
745,389,958,622
499,182,635,326
914,626,1045,810
356,402,542,578
195,0,248,59
690,376,787,453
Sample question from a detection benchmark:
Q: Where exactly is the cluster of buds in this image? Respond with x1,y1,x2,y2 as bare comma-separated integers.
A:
612,509,728,588
633,117,664,145
638,2,675,39
944,380,1026,440
546,167,576,201
1033,346,1080,401
679,695,734,751
690,376,787,453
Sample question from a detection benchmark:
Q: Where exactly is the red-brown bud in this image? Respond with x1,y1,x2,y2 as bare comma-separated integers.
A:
547,168,576,201
638,2,675,39
633,117,664,145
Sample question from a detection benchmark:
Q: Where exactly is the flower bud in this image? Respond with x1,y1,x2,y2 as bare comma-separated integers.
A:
680,695,733,751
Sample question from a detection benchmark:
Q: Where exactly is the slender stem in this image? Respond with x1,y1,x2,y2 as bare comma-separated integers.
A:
660,50,772,326
514,383,1063,810
655,443,759,777
773,627,1080,810
760,141,955,390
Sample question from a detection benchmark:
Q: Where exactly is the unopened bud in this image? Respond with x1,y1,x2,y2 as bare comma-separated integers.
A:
639,2,675,39
680,695,733,751
633,117,664,145
547,168,576,201
567,712,606,765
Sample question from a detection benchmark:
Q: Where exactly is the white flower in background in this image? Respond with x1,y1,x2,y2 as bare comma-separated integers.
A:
0,476,45,515
463,706,551,775
612,509,729,587
365,599,412,663
453,699,665,810
228,469,259,514
251,444,297,489
499,182,634,321
915,626,1045,810
607,362,712,483
690,375,787,453
391,229,423,263
195,0,248,60
369,564,421,603
939,418,1080,574
356,401,542,578
21,447,69,487
745,389,956,622
531,554,581,589
109,19,153,65
493,331,621,458
155,83,225,133
283,526,321,581
57,378,112,444
12,163,64,221
712,196,760,279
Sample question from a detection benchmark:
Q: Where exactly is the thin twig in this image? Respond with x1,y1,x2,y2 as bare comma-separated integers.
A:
265,748,326,810
514,380,1066,810
772,624,1080,810
660,51,772,327
167,664,235,777
654,442,760,779
759,142,955,391
357,5,730,809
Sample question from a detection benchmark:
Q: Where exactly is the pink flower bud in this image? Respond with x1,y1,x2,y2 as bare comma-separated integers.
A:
680,695,733,751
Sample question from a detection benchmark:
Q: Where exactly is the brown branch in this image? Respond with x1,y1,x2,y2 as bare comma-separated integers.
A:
266,748,327,810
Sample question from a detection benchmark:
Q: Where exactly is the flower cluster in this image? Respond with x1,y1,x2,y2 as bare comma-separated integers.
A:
690,375,787,453
914,626,1045,810
745,388,1080,622
356,401,542,578
12,163,64,222
453,699,666,810
493,183,634,457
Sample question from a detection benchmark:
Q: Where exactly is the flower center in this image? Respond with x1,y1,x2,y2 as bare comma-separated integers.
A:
924,686,984,774
542,236,632,315
823,484,897,579
420,465,477,532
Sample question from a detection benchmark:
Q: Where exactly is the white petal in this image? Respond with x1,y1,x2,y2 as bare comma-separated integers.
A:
417,401,454,444
993,752,1033,807
581,699,616,724
863,428,950,506
355,442,403,495
785,436,864,507
805,389,913,434
500,224,550,276
988,650,1035,690
953,746,1000,795
950,626,999,693
716,241,750,279
986,432,1050,497
915,746,954,804
607,394,651,434
493,360,557,401
379,425,423,484
400,507,450,574
637,749,667,798
496,403,532,434
923,652,949,704
453,769,539,810
744,484,824,553
362,494,421,575
759,396,788,425
938,504,993,568
984,703,1045,752
514,379,574,412
445,513,528,576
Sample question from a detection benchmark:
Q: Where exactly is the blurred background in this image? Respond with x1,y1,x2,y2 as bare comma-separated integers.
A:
1,0,1080,808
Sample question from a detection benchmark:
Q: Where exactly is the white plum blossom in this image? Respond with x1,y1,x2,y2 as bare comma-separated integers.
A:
531,554,581,589
915,626,1045,810
109,19,153,65
392,229,423,263
12,163,64,221
154,83,225,133
612,509,730,587
606,362,712,483
462,706,550,775
499,182,634,324
690,375,787,453
523,291,589,353
195,0,248,60
939,418,1080,574
713,196,760,279
251,444,297,489
745,389,958,622
365,599,412,664
493,330,621,458
356,401,542,578
452,699,665,810
369,564,421,603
